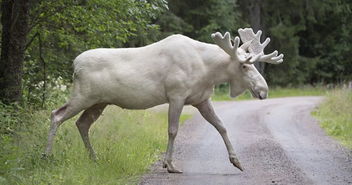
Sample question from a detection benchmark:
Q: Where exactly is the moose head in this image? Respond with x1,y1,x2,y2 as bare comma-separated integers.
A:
212,28,284,99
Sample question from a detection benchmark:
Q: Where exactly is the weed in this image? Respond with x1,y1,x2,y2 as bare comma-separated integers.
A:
313,89,352,148
0,102,172,184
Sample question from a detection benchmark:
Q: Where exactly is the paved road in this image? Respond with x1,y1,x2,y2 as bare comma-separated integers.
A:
140,97,352,185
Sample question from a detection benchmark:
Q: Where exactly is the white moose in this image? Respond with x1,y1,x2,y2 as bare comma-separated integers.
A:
44,28,283,173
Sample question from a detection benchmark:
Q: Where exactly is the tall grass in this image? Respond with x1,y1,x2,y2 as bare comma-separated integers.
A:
313,89,352,148
0,98,170,184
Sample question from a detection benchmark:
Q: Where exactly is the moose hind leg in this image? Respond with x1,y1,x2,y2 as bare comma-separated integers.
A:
194,99,243,171
76,103,107,160
45,102,84,156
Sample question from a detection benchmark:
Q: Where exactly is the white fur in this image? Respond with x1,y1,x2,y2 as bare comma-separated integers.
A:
45,28,283,173
71,34,268,109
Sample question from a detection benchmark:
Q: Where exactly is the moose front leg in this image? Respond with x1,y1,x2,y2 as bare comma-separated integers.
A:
194,99,243,171
163,99,184,173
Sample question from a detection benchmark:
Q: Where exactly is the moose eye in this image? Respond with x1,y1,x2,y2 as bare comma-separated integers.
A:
242,65,247,69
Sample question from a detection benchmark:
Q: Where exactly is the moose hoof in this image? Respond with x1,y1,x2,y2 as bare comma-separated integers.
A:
230,156,244,171
163,161,183,173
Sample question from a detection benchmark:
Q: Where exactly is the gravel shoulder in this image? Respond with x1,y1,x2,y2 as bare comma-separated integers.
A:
140,97,352,185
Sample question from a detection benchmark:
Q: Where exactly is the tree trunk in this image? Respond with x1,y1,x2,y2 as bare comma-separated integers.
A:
248,0,261,32
0,0,30,104
245,0,266,75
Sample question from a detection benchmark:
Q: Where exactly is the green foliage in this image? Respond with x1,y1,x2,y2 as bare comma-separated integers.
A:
0,94,171,184
303,0,352,83
157,0,243,42
263,0,352,85
158,0,352,86
313,89,352,148
23,0,167,107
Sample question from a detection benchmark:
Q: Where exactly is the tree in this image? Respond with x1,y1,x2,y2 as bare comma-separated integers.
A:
158,0,243,42
239,0,266,75
263,0,352,86
0,0,30,104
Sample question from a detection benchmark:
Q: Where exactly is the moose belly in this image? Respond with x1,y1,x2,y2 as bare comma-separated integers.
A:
78,67,168,109
94,81,167,110
109,93,167,110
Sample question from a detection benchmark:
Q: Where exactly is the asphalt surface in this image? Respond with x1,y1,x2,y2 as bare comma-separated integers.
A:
140,97,352,185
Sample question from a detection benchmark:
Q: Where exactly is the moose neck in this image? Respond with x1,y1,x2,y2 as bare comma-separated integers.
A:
196,42,238,86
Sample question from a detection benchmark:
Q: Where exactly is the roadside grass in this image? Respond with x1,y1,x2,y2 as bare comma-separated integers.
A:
212,86,328,101
179,114,192,125
312,89,352,149
0,100,177,185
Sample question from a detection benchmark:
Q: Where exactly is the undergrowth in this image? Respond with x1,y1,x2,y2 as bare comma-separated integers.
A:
313,89,352,149
0,92,174,184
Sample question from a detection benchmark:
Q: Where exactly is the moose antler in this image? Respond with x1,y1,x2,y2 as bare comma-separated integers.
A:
238,28,284,64
211,32,253,63
212,28,284,64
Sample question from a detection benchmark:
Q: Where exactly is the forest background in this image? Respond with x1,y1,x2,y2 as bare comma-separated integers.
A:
0,0,351,184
